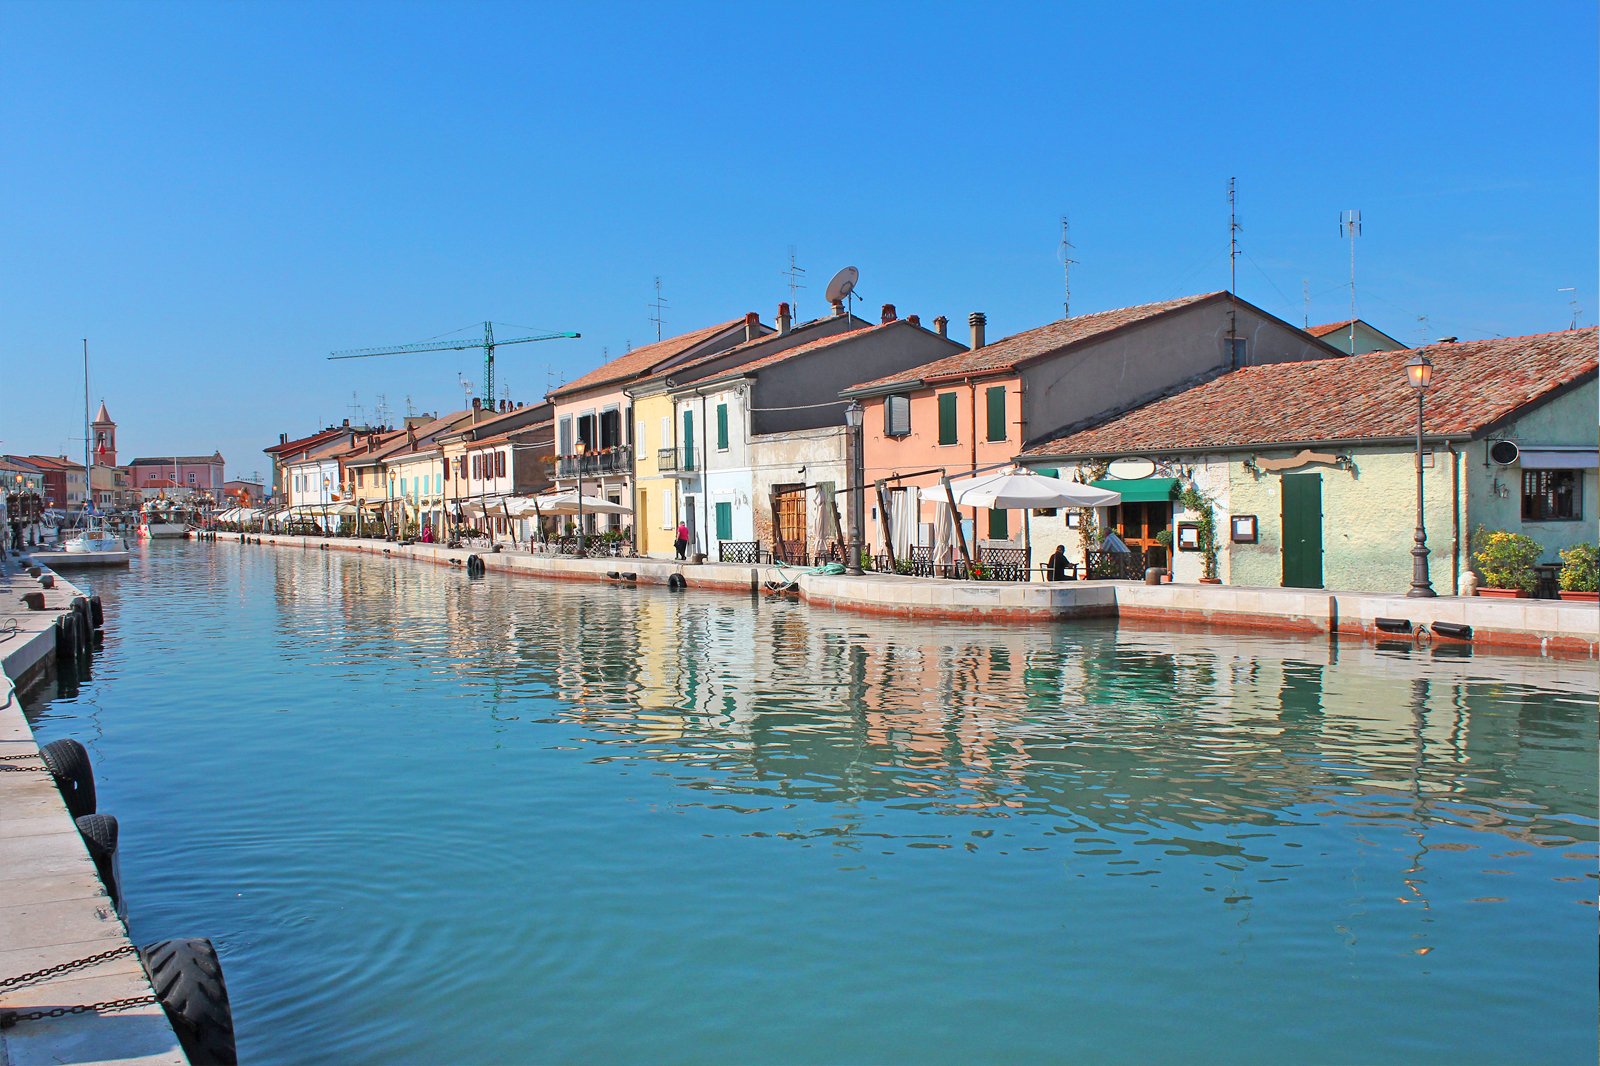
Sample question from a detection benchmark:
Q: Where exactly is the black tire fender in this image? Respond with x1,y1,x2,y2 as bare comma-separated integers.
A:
55,614,80,669
38,737,96,818
89,593,105,628
137,938,238,1066
667,573,687,590
74,813,121,910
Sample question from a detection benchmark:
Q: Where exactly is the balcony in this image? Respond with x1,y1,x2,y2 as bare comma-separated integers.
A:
556,446,632,480
657,447,678,472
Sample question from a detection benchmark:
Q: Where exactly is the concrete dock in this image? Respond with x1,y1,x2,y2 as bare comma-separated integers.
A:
0,561,183,1066
224,532,1599,658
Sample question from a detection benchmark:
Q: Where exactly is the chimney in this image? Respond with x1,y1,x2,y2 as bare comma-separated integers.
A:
881,303,897,323
744,311,760,342
907,314,921,328
279,432,288,445
1438,336,1458,344
472,397,482,412
832,299,846,318
777,302,791,335
969,312,987,351
342,418,350,428
933,315,948,337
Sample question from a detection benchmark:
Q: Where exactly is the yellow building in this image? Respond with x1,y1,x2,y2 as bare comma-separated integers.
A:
627,382,682,557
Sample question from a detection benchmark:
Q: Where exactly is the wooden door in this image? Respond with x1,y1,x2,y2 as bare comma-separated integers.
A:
1114,501,1170,566
773,484,806,562
1281,473,1324,589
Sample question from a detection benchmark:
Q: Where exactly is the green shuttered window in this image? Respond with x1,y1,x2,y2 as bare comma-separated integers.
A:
682,411,695,470
715,501,732,541
938,392,958,445
716,403,729,451
988,507,1009,539
986,385,1006,442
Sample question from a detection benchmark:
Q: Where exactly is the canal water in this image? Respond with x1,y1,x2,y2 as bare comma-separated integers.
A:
26,543,1598,1064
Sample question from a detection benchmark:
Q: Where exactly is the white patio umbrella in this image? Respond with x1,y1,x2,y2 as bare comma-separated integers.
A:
525,490,632,516
920,466,1122,560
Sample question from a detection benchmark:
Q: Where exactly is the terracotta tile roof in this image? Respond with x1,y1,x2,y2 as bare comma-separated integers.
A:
846,292,1225,393
1024,328,1599,457
1305,320,1355,338
630,314,866,391
549,318,749,399
128,454,224,466
21,455,85,471
719,319,885,376
265,427,345,456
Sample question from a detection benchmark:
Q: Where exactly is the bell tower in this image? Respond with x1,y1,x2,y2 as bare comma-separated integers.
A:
91,401,117,466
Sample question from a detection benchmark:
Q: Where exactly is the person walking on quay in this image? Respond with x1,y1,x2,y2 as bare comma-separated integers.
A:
675,521,689,560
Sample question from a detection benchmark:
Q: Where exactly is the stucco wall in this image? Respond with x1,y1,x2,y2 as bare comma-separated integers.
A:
1022,300,1338,445
1462,379,1597,566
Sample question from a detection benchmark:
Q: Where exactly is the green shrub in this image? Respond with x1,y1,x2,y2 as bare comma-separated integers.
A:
1558,542,1598,592
1473,530,1541,593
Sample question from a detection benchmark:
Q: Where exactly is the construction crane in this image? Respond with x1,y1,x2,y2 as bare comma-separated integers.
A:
329,321,580,407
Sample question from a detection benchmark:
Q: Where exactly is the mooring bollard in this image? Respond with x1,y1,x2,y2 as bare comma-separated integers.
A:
21,591,45,610
1144,567,1168,585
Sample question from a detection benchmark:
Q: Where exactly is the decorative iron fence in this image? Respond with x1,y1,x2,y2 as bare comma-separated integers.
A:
718,540,762,564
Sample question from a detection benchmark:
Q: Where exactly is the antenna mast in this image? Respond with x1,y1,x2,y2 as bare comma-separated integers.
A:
1228,178,1240,366
1558,287,1581,329
1059,215,1078,318
1302,278,1310,329
648,277,668,342
783,247,807,318
1340,209,1362,355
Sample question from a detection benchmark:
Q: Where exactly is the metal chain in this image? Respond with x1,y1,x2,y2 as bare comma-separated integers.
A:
0,752,42,760
1,945,135,989
1,995,158,1029
0,764,49,772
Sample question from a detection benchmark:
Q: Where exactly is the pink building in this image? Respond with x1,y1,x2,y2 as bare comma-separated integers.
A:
128,453,227,499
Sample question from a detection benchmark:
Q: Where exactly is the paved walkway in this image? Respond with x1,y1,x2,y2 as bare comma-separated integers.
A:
230,533,1599,657
0,561,183,1066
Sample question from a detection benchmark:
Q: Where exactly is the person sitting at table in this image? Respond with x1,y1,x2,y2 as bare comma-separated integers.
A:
1047,544,1070,582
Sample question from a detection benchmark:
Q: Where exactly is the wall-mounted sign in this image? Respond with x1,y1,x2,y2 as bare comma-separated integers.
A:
1177,523,1201,551
1105,457,1158,480
1231,514,1258,543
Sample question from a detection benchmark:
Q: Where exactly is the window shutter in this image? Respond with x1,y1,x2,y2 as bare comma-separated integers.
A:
715,501,732,541
988,507,1009,539
938,393,958,445
716,403,729,450
885,395,911,437
986,385,1006,442
496,451,505,478
682,411,695,470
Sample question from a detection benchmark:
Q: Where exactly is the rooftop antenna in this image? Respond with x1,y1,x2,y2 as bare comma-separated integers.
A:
1417,314,1430,346
404,394,415,418
1558,287,1581,329
1228,178,1241,366
1302,278,1310,329
1059,215,1078,318
500,383,511,408
783,246,807,318
347,391,364,425
1340,209,1362,357
373,393,390,428
648,276,668,342
824,265,859,319
456,375,474,409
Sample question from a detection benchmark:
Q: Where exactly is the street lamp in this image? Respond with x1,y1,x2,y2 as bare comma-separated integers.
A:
574,440,588,557
843,400,865,575
1405,352,1436,598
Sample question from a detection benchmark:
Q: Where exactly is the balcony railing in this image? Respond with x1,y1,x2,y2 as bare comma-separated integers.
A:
657,448,678,472
555,446,632,480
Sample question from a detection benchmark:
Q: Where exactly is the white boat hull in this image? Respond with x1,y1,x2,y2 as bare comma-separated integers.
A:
138,522,187,539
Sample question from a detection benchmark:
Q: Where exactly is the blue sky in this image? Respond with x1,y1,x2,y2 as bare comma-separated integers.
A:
2,1,1595,479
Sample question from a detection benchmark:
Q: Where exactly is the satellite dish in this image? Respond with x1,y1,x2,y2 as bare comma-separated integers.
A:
824,266,859,304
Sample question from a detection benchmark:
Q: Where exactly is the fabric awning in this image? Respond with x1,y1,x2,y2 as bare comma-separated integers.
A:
1519,448,1598,470
1089,477,1180,503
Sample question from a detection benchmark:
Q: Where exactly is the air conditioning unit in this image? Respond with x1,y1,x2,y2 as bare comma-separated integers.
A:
1488,440,1520,466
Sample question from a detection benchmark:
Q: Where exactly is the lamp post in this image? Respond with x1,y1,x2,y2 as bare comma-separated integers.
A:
1405,352,1436,597
844,400,865,575
574,440,588,557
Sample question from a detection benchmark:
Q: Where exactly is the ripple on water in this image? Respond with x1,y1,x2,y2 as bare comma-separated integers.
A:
25,543,1600,1066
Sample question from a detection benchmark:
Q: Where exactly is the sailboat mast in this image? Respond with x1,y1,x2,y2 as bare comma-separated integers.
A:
83,339,91,516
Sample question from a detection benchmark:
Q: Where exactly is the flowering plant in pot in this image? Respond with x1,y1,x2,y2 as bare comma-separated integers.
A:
1557,542,1598,601
1177,485,1220,583
1472,529,1540,597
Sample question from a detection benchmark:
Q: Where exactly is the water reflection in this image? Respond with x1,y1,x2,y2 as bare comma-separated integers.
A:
32,543,1598,1066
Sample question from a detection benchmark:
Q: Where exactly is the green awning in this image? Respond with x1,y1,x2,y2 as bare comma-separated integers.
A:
1090,477,1180,503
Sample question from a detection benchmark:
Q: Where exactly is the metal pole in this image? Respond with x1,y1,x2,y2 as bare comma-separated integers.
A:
575,454,586,556
846,420,864,574
1409,388,1436,597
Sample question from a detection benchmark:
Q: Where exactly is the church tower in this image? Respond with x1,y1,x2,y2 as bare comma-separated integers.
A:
91,401,117,466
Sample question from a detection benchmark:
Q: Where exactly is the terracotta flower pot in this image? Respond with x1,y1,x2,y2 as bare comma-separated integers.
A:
1198,577,1221,585
1557,590,1598,601
1477,587,1528,599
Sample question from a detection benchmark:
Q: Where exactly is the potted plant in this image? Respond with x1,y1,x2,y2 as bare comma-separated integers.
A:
1557,542,1598,601
1472,529,1540,597
1178,485,1220,583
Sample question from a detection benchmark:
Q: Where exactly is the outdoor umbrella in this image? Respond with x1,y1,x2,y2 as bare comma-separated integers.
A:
526,490,632,516
921,466,1123,559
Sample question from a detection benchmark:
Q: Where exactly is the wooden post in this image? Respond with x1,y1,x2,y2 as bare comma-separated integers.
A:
943,476,974,576
875,481,896,571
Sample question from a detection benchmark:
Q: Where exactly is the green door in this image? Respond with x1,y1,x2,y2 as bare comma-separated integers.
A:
1281,473,1323,589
